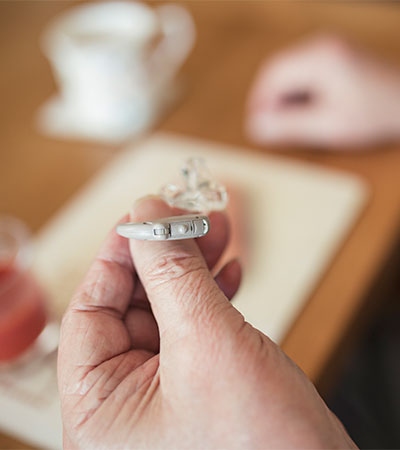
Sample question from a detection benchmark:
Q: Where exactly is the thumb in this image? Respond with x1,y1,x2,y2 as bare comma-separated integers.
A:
129,196,240,343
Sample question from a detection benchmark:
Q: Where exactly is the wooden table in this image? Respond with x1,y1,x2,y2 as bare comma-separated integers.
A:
1,2,400,448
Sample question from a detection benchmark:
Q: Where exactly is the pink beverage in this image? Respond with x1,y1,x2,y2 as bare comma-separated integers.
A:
0,217,47,362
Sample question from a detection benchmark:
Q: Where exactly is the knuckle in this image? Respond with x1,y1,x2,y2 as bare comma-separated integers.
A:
192,292,231,333
141,250,230,326
142,251,207,294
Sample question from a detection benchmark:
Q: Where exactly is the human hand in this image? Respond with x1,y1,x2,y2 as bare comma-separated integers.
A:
58,196,356,449
246,35,400,149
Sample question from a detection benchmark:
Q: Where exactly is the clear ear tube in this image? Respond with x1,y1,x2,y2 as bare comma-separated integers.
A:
117,158,227,241
160,158,228,213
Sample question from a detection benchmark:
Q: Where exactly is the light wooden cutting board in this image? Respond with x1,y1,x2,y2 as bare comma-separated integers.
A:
33,132,368,343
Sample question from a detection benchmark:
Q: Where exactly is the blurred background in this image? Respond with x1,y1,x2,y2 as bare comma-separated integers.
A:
1,1,400,448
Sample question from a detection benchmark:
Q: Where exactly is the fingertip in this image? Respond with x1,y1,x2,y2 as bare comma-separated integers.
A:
215,258,242,301
208,211,230,239
98,213,134,271
197,209,229,269
226,258,242,285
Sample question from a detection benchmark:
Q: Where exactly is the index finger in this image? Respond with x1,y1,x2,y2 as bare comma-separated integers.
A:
58,215,135,393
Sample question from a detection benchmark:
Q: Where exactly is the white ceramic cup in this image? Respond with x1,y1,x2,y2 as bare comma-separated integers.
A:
39,1,195,141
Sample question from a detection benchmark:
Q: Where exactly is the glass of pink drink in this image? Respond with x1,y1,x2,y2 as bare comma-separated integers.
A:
0,216,47,362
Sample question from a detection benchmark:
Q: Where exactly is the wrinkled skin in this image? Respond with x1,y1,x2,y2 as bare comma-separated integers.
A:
58,197,356,449
246,34,400,149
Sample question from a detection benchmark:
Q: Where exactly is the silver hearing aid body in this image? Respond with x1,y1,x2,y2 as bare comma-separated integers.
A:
116,215,210,241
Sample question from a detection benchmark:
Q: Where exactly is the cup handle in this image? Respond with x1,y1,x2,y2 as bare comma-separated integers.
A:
150,4,196,84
